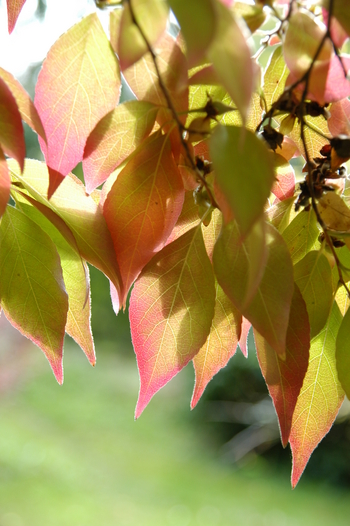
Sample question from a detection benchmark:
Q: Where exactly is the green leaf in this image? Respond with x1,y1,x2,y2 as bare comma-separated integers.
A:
294,251,333,339
0,205,68,382
289,301,344,488
263,46,289,109
336,305,350,399
83,101,159,193
282,209,319,264
129,224,216,418
210,125,275,237
168,0,217,67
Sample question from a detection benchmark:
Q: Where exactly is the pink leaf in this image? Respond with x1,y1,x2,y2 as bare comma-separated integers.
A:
0,77,25,171
272,155,296,201
103,133,184,306
323,56,350,103
130,225,216,418
6,0,26,34
35,14,120,194
328,98,350,136
322,7,348,48
0,148,10,218
254,284,310,447
238,317,251,358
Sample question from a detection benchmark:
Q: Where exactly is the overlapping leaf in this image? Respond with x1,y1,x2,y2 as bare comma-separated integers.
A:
35,13,120,196
328,98,350,136
289,301,344,487
130,224,216,418
282,208,319,264
0,148,10,218
6,0,26,33
103,133,184,306
324,0,350,39
0,77,25,171
254,284,310,447
83,101,159,193
7,159,123,302
294,250,333,339
210,125,275,238
0,205,68,382
272,155,295,201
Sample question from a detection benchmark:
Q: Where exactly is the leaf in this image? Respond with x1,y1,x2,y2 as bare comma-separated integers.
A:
282,208,319,264
0,67,46,141
294,251,333,339
191,280,241,408
103,133,184,306
83,101,159,193
254,284,310,447
238,317,251,358
210,125,275,237
123,32,188,116
263,45,289,109
0,147,10,218
129,225,216,418
13,196,95,365
115,0,169,70
283,12,332,105
322,56,350,103
318,192,350,252
207,1,255,122
289,115,329,159
35,13,120,196
267,196,296,234
0,205,68,382
336,305,350,399
289,301,344,488
6,0,26,33
166,191,200,245
7,159,123,303
168,0,217,67
231,2,266,34
323,0,350,39
271,155,295,201
328,98,350,136
0,77,25,172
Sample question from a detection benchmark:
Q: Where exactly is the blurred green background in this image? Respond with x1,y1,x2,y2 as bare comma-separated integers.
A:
2,0,350,524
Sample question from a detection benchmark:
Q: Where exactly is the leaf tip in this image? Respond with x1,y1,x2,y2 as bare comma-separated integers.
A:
47,168,66,199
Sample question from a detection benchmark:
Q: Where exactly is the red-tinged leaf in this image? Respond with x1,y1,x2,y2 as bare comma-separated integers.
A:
263,46,289,109
13,196,95,365
283,12,332,105
103,133,184,305
115,0,168,70
214,222,294,357
267,196,296,234
0,77,25,171
83,101,159,193
166,191,200,245
294,251,333,339
254,284,310,447
323,0,350,39
282,208,319,264
272,155,295,201
213,218,268,312
328,99,350,136
0,205,68,382
7,159,123,303
207,1,255,123
0,148,10,218
0,67,46,141
130,225,216,418
323,56,350,103
289,115,329,159
210,125,275,238
322,7,348,48
6,0,26,33
123,32,188,116
35,13,120,190
191,280,241,408
289,301,344,487
336,305,350,399
238,316,251,357
168,0,217,67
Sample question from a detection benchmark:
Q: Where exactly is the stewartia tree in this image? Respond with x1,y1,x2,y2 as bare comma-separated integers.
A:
2,0,350,486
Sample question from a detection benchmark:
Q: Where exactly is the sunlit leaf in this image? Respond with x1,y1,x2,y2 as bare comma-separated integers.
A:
83,101,159,193
328,98,350,136
6,0,26,33
289,115,329,159
191,280,241,408
289,301,344,488
267,197,296,234
210,125,275,237
263,45,289,109
103,133,184,305
231,2,266,33
282,208,319,264
0,77,25,171
0,147,10,218
323,56,350,103
115,0,169,70
7,159,123,303
272,154,295,201
294,250,333,339
35,13,120,196
207,1,255,122
168,0,217,67
0,205,68,382
336,305,350,399
0,67,46,140
323,0,350,39
255,284,310,447
130,225,216,418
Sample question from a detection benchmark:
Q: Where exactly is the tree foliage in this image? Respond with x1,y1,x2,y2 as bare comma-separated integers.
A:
2,0,350,486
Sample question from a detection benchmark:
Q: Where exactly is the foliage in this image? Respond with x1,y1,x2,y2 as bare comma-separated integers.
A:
2,0,350,486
